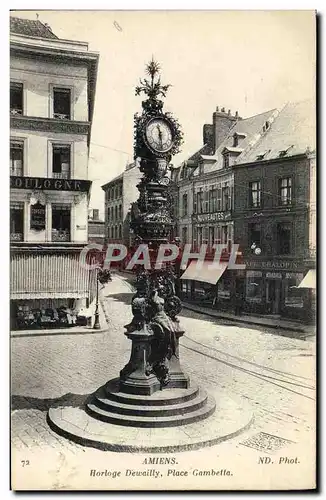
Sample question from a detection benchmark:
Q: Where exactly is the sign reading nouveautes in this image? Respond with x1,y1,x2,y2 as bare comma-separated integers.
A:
193,211,232,223
10,176,91,192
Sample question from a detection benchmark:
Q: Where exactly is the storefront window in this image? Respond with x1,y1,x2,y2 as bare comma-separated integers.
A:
52,204,71,241
12,299,78,330
193,281,215,303
218,276,232,299
246,271,263,302
284,273,304,308
10,202,24,241
181,281,192,298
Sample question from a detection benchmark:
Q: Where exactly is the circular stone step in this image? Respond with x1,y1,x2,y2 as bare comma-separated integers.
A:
93,386,208,418
47,390,254,453
104,378,199,406
86,392,215,427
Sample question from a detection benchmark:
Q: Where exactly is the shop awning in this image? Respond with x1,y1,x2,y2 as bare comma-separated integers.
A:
180,261,228,285
10,252,96,300
298,269,316,289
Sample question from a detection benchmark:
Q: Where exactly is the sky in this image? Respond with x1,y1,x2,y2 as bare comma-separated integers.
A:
12,10,316,218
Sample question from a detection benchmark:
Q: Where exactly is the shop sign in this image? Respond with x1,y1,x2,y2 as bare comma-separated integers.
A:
10,176,91,192
246,270,263,278
245,260,299,270
285,272,304,280
266,272,282,279
30,202,46,231
194,211,232,223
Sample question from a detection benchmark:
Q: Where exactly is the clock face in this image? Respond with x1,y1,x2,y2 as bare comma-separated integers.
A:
145,118,173,153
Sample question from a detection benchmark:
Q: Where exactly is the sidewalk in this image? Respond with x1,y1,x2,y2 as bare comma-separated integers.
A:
182,301,316,336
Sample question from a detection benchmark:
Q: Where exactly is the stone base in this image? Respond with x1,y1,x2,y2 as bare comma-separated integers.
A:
85,379,214,428
47,387,253,453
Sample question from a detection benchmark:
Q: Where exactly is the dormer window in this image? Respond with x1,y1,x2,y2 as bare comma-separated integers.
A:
256,150,270,161
279,145,294,158
232,132,246,147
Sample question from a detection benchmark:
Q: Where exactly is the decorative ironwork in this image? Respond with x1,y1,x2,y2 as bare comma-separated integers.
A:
10,115,90,135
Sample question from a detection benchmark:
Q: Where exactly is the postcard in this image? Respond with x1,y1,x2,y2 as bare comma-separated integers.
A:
10,9,316,491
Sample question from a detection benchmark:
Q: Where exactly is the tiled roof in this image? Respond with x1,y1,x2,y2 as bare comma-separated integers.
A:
187,143,214,164
204,108,278,174
237,99,316,164
10,16,59,39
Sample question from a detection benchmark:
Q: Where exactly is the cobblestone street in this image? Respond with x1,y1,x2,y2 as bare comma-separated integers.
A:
11,274,316,490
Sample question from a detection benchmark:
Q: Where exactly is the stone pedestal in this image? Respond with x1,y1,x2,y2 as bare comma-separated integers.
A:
167,331,190,388
119,327,160,395
119,326,189,395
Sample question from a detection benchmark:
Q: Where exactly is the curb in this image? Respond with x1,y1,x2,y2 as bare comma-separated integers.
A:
10,327,107,338
182,303,312,335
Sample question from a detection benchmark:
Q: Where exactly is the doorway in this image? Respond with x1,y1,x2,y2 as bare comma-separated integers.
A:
266,279,281,315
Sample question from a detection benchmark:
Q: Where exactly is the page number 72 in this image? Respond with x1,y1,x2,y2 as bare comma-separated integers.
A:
21,460,30,467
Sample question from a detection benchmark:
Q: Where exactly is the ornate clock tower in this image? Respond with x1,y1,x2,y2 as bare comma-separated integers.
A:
131,59,183,245
120,59,189,394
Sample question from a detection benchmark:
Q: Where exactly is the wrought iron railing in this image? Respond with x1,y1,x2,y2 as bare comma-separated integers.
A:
51,230,70,242
10,232,23,241
52,172,70,179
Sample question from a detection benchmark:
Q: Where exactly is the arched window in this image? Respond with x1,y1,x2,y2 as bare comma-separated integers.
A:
119,224,122,238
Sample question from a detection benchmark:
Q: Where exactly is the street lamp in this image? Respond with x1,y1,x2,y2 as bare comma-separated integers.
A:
93,266,101,330
251,242,262,255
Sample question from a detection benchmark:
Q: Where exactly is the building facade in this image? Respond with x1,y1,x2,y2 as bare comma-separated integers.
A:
88,209,105,245
233,100,316,321
102,162,142,247
10,16,99,329
175,100,315,321
175,106,278,311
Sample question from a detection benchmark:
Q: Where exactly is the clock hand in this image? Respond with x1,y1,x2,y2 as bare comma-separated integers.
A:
157,125,163,147
156,124,163,145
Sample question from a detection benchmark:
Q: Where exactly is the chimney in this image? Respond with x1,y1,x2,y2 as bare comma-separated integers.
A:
212,106,241,150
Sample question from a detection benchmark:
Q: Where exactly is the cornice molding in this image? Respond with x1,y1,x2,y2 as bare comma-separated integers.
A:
10,115,90,135
10,42,99,64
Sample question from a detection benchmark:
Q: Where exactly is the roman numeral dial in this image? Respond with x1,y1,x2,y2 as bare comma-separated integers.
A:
145,117,173,153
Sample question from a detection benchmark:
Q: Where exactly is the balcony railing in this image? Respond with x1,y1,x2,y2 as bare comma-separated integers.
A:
10,168,23,176
52,172,70,179
10,232,23,242
10,108,23,116
51,230,70,242
54,113,70,120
